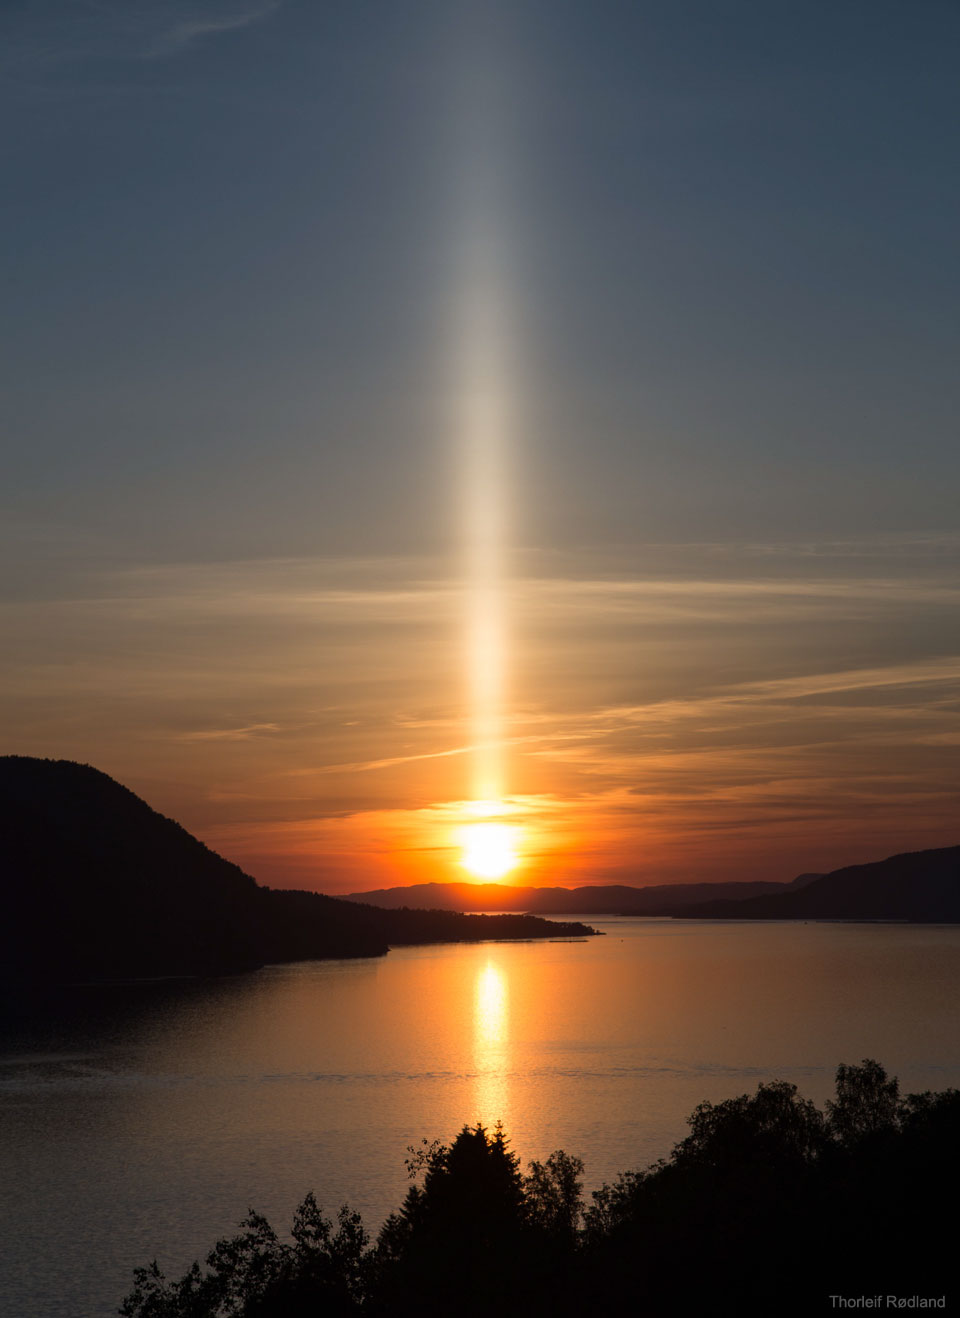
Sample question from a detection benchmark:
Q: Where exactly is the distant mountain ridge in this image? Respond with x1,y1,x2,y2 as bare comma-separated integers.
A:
0,757,597,986
347,850,960,922
680,845,960,922
347,874,820,915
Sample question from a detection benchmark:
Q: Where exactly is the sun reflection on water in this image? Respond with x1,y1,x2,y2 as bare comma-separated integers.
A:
473,960,509,1124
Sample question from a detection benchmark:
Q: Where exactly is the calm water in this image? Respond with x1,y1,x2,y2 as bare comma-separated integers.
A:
3,918,960,1317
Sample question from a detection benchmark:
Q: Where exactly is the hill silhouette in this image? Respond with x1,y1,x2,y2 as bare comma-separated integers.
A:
347,875,818,915
0,757,597,986
681,845,960,921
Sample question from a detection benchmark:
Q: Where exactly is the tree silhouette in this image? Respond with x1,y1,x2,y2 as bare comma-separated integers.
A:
120,1195,367,1318
121,1061,960,1318
524,1148,585,1242
826,1057,901,1145
370,1122,530,1316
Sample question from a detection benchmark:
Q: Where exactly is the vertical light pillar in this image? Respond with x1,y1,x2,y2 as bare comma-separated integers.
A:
460,241,508,806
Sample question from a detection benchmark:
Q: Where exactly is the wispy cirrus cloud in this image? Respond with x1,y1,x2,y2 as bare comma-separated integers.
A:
177,722,281,742
0,1,280,75
147,3,281,57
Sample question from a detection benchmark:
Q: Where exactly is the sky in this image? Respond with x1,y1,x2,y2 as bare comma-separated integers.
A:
3,0,959,893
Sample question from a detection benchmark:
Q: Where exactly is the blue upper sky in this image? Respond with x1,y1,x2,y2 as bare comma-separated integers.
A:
5,0,958,564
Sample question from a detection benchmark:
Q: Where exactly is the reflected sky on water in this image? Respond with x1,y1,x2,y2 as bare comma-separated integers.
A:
3,918,960,1317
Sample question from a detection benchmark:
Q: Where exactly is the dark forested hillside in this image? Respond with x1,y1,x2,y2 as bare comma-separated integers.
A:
681,846,960,922
0,757,595,985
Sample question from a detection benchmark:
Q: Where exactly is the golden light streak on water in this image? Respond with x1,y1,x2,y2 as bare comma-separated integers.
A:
473,959,510,1123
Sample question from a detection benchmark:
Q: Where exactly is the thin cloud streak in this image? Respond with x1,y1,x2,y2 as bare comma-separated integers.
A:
8,557,960,629
0,1,280,74
148,4,281,57
177,722,281,742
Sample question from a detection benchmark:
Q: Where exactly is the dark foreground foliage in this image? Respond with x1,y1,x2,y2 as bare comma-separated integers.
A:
122,1062,958,1318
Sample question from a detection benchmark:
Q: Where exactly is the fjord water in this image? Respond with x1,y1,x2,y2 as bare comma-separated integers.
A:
3,919,960,1318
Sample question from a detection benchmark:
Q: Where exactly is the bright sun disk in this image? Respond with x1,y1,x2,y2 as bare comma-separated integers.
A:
460,821,520,880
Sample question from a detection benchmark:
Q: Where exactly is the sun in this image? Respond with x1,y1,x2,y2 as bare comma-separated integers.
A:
459,821,520,880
